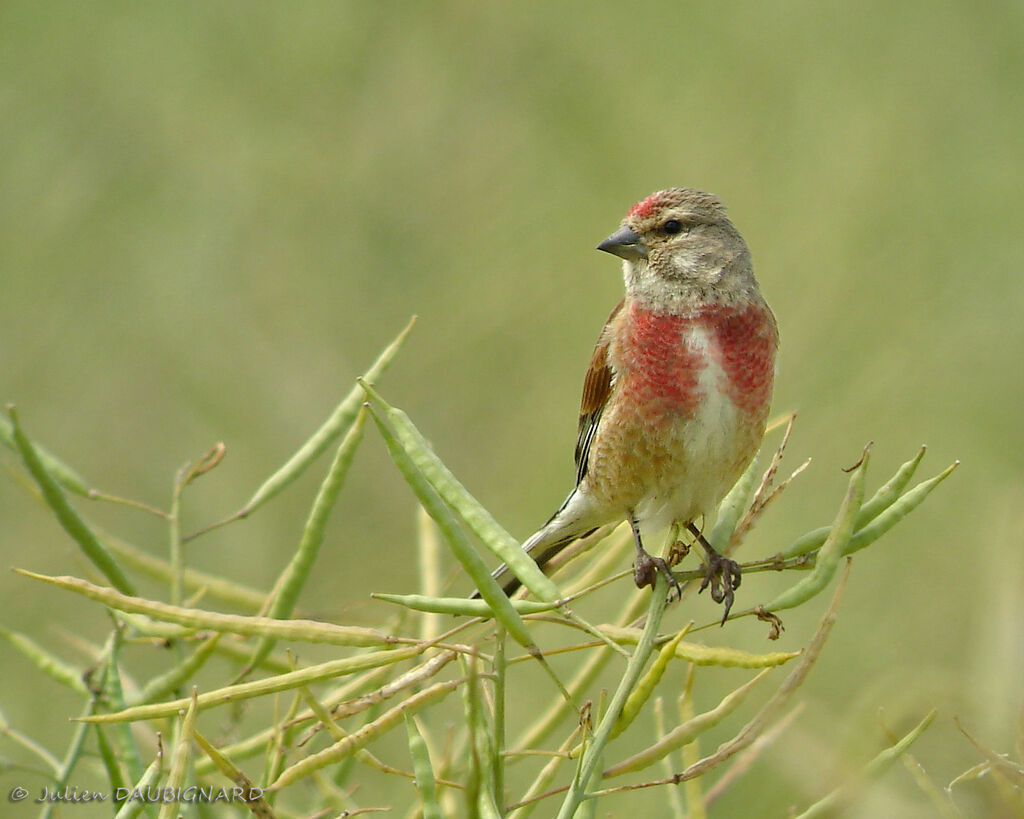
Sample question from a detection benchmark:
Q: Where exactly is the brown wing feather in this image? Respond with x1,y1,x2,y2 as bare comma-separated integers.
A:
574,299,623,484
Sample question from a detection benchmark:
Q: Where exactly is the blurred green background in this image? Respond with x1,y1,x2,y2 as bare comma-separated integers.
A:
2,2,1022,816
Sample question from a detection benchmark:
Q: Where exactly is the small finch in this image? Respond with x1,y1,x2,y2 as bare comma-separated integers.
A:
486,187,778,618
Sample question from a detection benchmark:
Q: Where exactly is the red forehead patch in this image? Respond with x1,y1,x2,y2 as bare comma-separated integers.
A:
627,193,661,218
622,192,655,216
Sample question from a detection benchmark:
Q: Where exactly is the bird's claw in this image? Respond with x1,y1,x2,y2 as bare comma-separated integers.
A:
698,552,742,624
633,551,682,602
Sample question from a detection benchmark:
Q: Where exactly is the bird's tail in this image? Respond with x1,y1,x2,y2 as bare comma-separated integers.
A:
473,518,598,599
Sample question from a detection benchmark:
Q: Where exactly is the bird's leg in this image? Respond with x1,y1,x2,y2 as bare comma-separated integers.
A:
686,521,742,623
629,517,681,600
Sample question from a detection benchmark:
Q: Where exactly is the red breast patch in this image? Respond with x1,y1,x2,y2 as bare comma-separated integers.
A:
619,303,776,419
620,306,703,414
700,303,777,416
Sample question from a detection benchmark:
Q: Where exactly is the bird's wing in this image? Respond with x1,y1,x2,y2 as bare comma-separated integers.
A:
574,299,623,485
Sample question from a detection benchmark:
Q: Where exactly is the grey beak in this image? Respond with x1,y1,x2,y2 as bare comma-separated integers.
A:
597,226,647,260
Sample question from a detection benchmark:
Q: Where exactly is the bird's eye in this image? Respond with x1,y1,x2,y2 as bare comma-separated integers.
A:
661,219,684,235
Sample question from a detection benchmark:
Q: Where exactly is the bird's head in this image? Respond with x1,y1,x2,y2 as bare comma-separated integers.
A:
598,187,755,307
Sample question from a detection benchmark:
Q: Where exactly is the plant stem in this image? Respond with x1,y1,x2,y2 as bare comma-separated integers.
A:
555,571,670,818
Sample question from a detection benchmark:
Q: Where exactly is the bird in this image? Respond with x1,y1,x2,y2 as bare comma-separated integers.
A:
484,187,778,619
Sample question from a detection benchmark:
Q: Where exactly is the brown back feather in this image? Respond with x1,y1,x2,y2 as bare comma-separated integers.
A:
574,299,623,483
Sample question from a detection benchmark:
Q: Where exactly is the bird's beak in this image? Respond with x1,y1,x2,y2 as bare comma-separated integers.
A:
597,226,647,261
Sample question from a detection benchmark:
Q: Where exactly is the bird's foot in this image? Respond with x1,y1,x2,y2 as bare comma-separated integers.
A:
633,549,682,602
629,516,682,601
698,550,742,624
